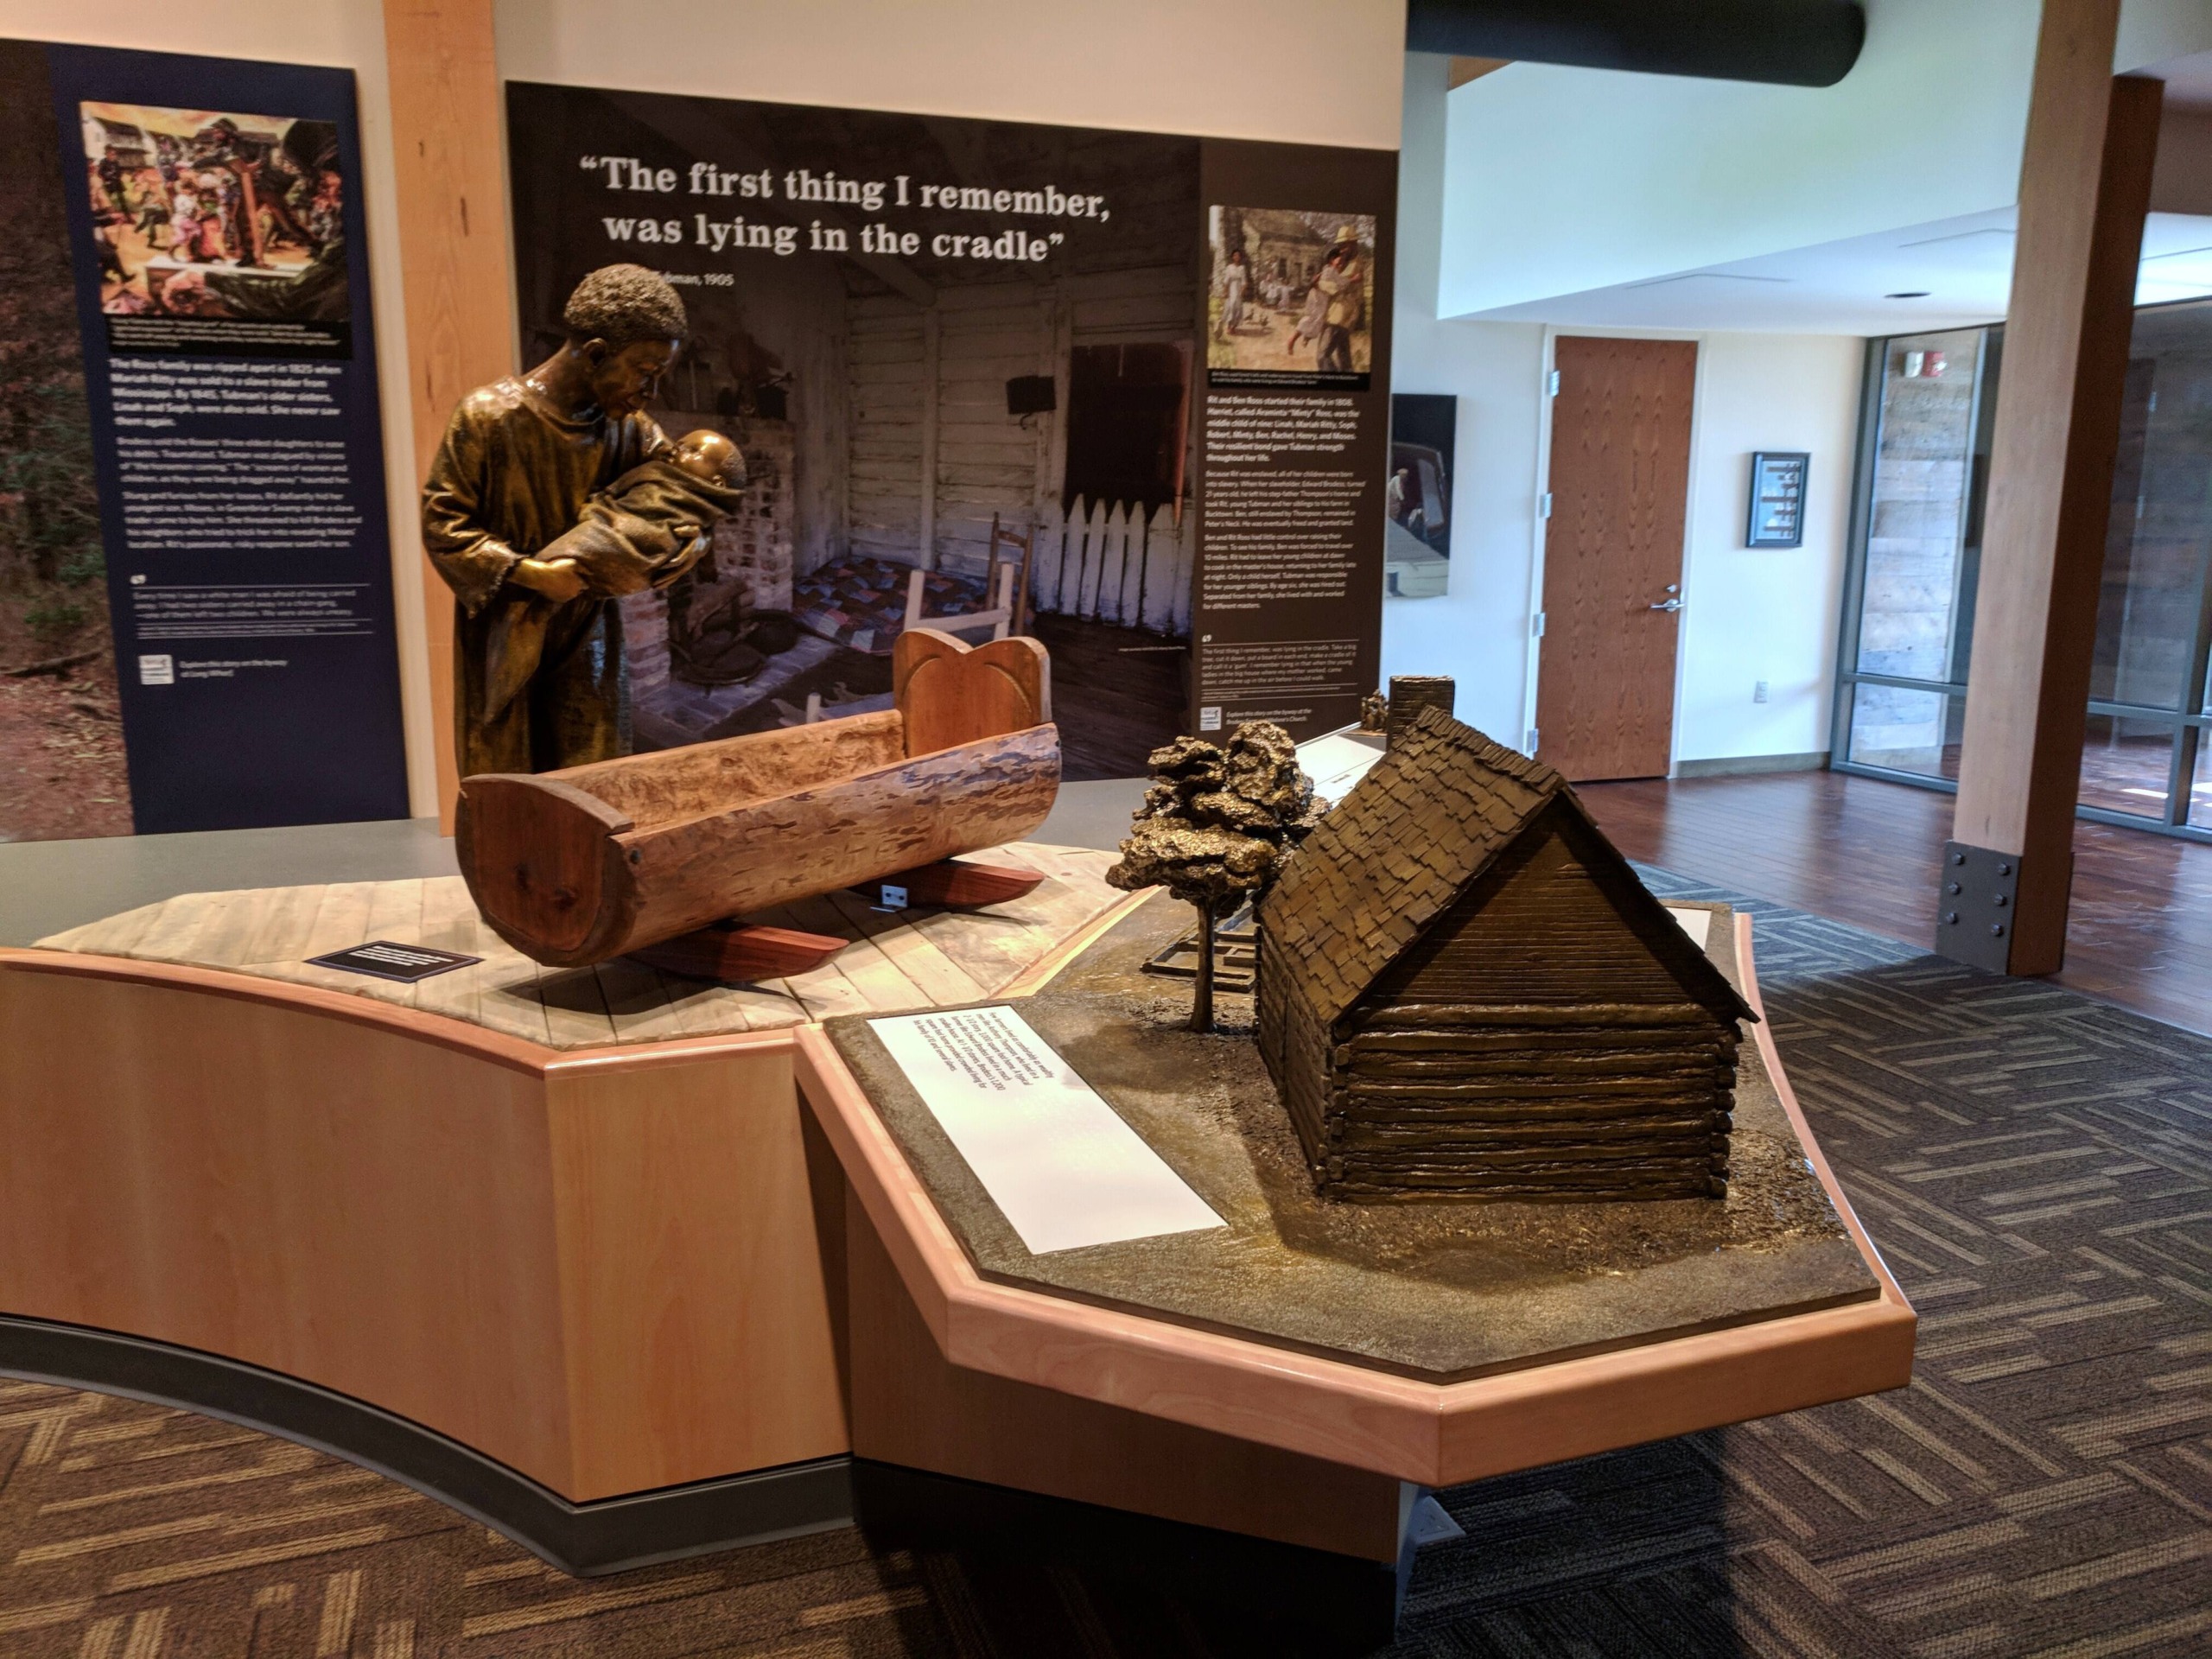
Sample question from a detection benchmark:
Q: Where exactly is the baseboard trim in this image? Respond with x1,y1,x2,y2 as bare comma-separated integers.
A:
0,1314,853,1577
1673,752,1831,779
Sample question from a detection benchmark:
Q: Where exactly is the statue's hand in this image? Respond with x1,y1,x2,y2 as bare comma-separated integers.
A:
512,556,586,603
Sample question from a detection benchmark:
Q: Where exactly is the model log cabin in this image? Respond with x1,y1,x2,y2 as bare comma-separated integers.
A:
1255,707,1757,1204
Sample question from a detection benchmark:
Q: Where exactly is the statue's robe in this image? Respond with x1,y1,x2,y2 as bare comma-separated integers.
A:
421,378,684,777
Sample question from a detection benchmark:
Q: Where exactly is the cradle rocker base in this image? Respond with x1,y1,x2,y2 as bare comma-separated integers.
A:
850,859,1046,910
626,921,849,983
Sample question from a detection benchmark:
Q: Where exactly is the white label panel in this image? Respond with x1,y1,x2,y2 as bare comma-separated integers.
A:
868,1005,1225,1255
1297,730,1387,801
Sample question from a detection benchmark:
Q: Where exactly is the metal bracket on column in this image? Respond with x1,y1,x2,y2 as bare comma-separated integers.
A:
1936,842,2022,973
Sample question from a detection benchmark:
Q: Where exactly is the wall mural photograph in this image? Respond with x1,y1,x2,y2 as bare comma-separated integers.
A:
81,101,349,336
507,85,1206,782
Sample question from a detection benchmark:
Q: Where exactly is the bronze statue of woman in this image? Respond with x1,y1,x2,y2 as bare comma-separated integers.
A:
421,264,743,776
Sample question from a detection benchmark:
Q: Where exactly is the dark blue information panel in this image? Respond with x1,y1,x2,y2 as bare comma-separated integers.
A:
46,44,407,833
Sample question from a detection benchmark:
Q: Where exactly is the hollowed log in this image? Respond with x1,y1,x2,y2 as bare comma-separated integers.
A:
455,630,1060,967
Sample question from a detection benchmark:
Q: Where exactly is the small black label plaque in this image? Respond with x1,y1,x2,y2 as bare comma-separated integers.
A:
308,941,482,983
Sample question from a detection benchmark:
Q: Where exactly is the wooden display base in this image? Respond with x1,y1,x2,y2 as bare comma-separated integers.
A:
0,959,843,1503
793,906,1916,1503
5,853,1912,1622
0,844,1136,1519
836,1171,1408,1564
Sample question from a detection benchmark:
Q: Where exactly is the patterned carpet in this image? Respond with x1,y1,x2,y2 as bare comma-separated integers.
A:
1,875,2207,1657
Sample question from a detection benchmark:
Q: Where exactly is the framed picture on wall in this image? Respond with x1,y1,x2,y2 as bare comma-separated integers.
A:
1746,451,1809,548
1386,393,1454,599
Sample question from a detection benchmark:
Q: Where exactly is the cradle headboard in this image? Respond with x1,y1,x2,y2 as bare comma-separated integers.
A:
892,628,1053,757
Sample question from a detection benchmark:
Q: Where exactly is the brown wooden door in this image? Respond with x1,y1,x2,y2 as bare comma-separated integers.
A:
1536,336,1697,781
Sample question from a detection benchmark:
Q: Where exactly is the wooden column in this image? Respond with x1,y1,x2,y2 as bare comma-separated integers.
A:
382,0,518,828
1943,0,2161,976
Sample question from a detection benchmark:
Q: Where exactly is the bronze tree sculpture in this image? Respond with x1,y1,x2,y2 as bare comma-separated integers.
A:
1107,721,1321,1032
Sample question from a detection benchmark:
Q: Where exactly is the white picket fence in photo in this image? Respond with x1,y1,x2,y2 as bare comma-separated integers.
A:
1027,496,1194,637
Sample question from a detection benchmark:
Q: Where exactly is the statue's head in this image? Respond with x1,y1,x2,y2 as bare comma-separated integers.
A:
562,264,688,416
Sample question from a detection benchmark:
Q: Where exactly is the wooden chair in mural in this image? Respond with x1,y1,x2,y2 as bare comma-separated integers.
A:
901,563,1016,640
990,512,1039,636
898,513,1036,641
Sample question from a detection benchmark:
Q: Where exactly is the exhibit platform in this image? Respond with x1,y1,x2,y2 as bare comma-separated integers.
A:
0,844,1914,1624
30,845,1129,1045
823,897,1882,1382
0,843,1133,1533
799,895,1911,1565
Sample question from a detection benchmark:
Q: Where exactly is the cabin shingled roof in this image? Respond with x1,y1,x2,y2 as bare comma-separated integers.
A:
1260,705,1756,1028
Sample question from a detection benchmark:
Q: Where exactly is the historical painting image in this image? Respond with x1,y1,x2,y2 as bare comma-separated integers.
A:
0,43,130,841
79,100,348,336
1387,391,1454,599
1206,207,1375,391
507,86,1205,781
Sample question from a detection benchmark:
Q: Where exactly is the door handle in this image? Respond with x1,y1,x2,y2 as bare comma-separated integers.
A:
1649,598,1684,613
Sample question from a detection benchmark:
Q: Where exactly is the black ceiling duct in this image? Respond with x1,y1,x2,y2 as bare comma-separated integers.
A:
1406,0,1866,89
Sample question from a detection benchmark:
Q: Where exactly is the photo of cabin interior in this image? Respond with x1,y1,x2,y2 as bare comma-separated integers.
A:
510,91,1205,779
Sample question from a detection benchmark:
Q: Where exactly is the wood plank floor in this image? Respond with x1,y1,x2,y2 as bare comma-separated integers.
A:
1580,769,2212,1038
1029,613,1188,783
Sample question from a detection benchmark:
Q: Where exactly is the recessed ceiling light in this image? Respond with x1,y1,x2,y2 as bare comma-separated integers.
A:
1885,290,1931,299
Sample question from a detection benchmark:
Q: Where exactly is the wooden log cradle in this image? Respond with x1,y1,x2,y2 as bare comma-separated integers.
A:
456,630,1060,967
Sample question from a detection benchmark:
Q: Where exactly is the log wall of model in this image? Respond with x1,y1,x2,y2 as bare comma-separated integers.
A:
456,631,1059,967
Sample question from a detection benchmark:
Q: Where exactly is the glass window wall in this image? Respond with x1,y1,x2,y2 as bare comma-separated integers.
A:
1843,683,1962,780
2078,712,2180,819
1853,329,1990,691
1834,301,2212,843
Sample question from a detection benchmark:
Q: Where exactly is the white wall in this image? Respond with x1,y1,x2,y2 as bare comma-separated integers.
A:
1439,0,2040,320
1436,0,2212,323
1382,53,1543,743
1379,318,1546,744
495,0,1406,149
2120,0,2212,73
0,0,439,816
1392,56,1864,767
1675,334,1863,765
